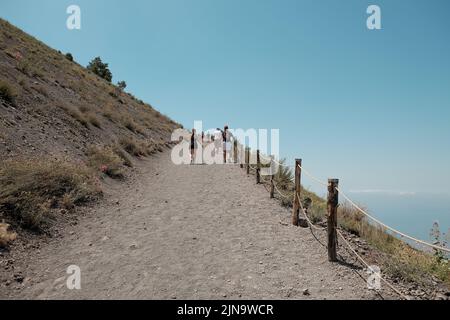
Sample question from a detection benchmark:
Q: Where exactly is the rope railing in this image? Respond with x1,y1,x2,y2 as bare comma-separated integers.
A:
239,145,447,299
337,187,450,253
297,191,407,299
296,192,326,231
336,229,409,300
297,164,328,187
243,149,450,253
296,164,450,254
273,183,291,199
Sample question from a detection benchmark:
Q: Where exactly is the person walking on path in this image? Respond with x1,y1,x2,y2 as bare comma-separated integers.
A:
222,125,231,164
190,129,197,164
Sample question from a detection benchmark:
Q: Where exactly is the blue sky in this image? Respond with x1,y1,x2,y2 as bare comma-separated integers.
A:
1,0,450,196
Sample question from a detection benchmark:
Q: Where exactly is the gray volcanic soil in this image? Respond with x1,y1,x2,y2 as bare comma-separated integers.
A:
2,151,394,299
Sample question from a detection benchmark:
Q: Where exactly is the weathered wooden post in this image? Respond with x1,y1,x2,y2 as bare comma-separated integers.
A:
270,155,275,199
327,178,339,262
246,147,250,175
240,144,244,169
256,150,261,184
291,159,302,226
233,140,238,164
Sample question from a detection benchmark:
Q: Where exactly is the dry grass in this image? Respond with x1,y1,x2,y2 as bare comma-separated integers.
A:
62,105,89,128
17,58,43,78
102,103,117,122
78,105,89,113
335,203,450,287
122,116,145,135
86,146,124,179
0,222,17,248
32,84,48,97
0,159,101,230
0,80,16,104
112,145,133,167
119,137,146,157
86,113,101,128
249,154,450,289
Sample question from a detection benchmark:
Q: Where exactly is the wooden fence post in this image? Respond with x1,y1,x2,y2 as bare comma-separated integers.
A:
256,150,261,184
240,144,244,169
291,159,302,226
233,140,238,164
327,178,339,262
246,147,250,175
270,155,274,198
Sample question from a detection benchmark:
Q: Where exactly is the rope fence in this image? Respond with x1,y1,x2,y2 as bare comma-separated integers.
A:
238,145,449,299
296,164,450,254
336,229,409,300
273,183,291,199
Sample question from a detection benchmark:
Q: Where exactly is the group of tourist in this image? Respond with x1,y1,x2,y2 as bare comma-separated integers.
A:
190,125,232,164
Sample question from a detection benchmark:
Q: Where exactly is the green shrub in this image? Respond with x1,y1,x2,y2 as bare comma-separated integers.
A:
117,81,127,91
87,57,112,82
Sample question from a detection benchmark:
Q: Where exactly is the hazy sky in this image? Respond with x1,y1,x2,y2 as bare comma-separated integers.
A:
1,0,450,196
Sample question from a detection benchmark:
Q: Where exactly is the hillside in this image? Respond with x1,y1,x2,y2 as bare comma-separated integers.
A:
0,18,179,234
0,19,178,161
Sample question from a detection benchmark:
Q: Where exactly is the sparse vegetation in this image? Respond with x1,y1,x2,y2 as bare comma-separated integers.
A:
102,104,116,122
17,58,43,78
122,116,144,135
273,159,293,190
0,222,17,248
119,137,146,157
0,80,16,104
33,84,48,97
117,81,127,91
112,145,133,167
86,113,101,128
0,18,178,245
87,146,124,179
0,159,101,230
337,203,450,287
253,152,450,290
63,106,89,128
87,57,112,82
78,105,89,113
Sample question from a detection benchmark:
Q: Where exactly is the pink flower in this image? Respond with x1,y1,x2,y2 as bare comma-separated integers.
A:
15,51,23,61
100,165,108,173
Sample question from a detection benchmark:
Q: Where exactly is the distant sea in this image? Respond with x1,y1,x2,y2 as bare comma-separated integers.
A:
345,192,450,248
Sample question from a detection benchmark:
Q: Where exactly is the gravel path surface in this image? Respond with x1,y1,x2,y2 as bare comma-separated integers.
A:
5,151,391,299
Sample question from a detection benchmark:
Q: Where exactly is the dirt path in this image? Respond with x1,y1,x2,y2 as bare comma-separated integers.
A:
4,151,390,299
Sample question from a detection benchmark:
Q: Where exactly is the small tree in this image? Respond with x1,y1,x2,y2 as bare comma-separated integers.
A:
87,57,112,82
65,53,74,62
117,81,127,91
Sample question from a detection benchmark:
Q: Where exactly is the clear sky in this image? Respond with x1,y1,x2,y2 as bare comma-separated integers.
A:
1,0,450,196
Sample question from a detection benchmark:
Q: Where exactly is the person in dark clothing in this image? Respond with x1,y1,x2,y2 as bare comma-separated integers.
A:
222,125,229,164
190,129,197,164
